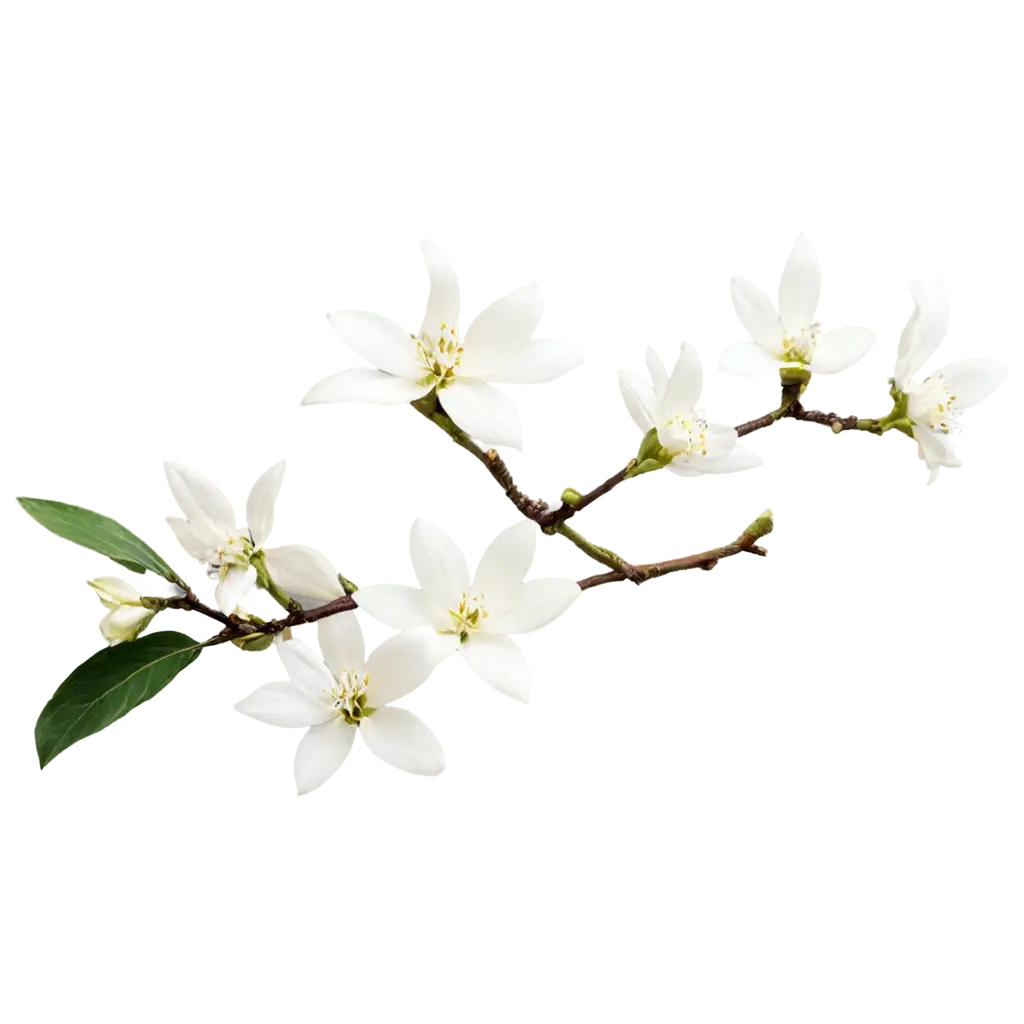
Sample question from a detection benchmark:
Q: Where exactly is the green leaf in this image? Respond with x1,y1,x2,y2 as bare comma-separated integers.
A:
17,497,181,581
35,631,202,768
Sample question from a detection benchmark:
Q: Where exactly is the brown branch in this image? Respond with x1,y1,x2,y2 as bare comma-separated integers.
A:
735,378,883,437
581,528,765,593
410,391,631,527
164,589,233,626
480,447,553,521
555,464,633,523
788,403,880,433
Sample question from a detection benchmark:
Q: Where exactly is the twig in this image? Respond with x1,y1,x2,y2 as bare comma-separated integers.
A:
581,528,765,593
165,589,233,626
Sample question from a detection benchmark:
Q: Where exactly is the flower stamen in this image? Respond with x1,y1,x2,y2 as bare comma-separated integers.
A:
447,591,487,640
781,322,821,364
324,669,371,725
202,532,252,581
658,408,710,458
417,322,464,390
909,373,962,434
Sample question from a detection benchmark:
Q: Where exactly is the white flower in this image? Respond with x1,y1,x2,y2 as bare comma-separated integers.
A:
261,544,346,609
234,615,448,792
300,240,584,450
894,280,1007,485
619,343,761,476
720,234,876,377
88,576,155,645
164,460,286,615
354,519,580,704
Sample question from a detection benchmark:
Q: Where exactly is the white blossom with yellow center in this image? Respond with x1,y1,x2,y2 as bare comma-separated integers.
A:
620,342,762,476
235,614,450,793
301,240,584,451
164,460,286,615
894,279,1007,484
355,519,581,704
720,234,876,377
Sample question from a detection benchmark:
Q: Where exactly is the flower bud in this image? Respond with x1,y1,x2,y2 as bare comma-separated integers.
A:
99,605,157,646
635,426,665,465
88,576,156,646
745,501,774,540
88,576,143,610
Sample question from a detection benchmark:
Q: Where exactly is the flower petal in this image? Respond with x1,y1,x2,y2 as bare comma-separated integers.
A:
484,578,580,636
645,347,669,401
295,721,356,795
687,444,762,474
720,335,782,387
415,236,464,329
456,282,548,382
460,633,531,703
272,630,335,704
895,279,949,387
166,517,219,561
262,545,345,607
409,519,470,610
360,707,445,776
655,344,712,415
516,335,581,385
802,323,876,376
364,626,440,708
99,606,154,646
326,310,421,378
618,370,657,432
917,425,962,468
777,233,820,332
659,462,708,481
466,520,540,598
730,277,784,351
89,576,142,607
215,564,257,615
164,462,235,535
301,368,431,407
238,460,286,548
231,679,331,737
318,613,365,678
353,584,434,629
438,381,523,450
932,358,1008,409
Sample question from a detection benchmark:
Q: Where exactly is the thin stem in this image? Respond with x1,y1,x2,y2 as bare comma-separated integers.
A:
546,522,643,581
163,590,258,629
581,528,765,593
251,550,302,613
556,464,634,522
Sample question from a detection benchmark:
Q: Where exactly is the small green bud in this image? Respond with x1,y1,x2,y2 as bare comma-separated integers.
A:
743,508,774,540
232,631,276,653
636,427,663,465
560,488,582,507
629,457,669,478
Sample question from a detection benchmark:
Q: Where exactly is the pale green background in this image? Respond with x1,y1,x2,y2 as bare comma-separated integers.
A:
2,9,1024,1024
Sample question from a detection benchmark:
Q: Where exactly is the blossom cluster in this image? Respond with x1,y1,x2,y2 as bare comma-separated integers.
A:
30,234,1006,793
